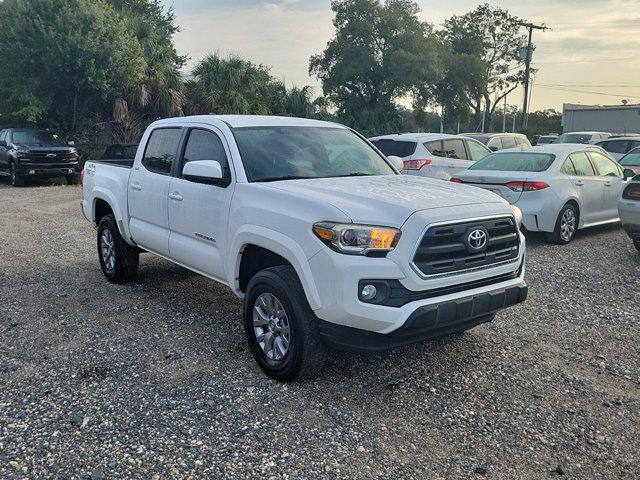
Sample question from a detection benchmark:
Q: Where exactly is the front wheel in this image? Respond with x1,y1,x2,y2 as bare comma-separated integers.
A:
243,266,325,382
546,203,578,244
97,214,139,284
10,162,25,187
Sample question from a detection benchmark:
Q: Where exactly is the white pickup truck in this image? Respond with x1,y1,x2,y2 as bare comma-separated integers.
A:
81,115,528,381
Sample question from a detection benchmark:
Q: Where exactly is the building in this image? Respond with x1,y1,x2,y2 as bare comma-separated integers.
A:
562,103,640,134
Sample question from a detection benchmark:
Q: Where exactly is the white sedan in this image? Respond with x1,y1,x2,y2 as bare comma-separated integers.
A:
619,174,640,252
451,144,637,244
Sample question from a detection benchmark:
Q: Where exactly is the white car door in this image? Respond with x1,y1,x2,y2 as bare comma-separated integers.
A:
588,151,626,220
563,152,606,224
128,127,184,256
167,127,234,281
441,139,474,179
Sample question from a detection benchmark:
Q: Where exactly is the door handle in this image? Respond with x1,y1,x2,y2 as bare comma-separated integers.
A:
131,182,143,191
168,192,183,201
575,180,584,186
604,180,612,187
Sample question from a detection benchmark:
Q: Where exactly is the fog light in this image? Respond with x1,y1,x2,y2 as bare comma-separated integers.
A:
361,284,377,300
29,170,36,175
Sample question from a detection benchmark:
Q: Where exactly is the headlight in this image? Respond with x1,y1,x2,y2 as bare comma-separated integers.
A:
313,222,401,255
511,205,523,227
14,145,28,155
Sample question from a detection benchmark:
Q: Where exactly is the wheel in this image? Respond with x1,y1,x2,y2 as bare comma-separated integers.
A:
66,174,78,185
97,214,139,284
546,203,578,244
9,162,25,187
243,266,325,382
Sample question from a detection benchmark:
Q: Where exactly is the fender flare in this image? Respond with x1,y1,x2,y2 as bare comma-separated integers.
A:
229,225,322,310
91,188,136,246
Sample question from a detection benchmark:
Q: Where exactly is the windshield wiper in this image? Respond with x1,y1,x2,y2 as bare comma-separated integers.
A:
255,175,314,183
336,172,375,177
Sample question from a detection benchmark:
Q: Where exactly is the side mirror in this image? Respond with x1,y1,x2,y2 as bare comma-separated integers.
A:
183,160,224,185
623,168,636,179
489,146,499,152
387,155,404,171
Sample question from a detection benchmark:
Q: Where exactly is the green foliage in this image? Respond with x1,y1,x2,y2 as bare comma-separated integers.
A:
310,0,445,135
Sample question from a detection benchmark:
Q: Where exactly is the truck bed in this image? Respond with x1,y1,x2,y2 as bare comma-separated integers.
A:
94,158,135,168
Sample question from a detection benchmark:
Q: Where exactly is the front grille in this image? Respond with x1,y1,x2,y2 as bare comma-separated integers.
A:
26,152,73,162
412,216,520,277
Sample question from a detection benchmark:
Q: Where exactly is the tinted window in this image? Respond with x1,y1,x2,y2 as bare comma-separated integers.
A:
467,141,490,161
443,139,468,160
569,152,595,176
370,140,417,158
561,159,577,176
142,128,182,175
620,152,640,167
182,129,230,178
424,140,444,157
589,152,621,177
469,153,555,172
536,136,556,145
501,136,517,149
600,140,629,154
13,130,64,146
555,133,592,144
0,130,5,143
628,141,640,151
234,127,395,182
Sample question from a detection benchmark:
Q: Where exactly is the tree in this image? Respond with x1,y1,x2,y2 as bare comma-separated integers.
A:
309,0,445,135
440,4,528,132
0,0,145,141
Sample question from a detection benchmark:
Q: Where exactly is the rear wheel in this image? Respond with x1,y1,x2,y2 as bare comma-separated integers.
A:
243,266,324,382
9,162,25,187
97,214,139,284
547,203,578,244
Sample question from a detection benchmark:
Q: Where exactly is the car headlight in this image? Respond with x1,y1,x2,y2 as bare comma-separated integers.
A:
511,205,523,227
313,222,401,256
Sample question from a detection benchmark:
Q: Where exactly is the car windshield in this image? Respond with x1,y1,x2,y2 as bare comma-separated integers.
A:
370,139,417,158
620,152,640,167
537,136,556,144
12,130,65,146
234,126,396,182
469,152,556,172
554,133,592,144
464,134,490,145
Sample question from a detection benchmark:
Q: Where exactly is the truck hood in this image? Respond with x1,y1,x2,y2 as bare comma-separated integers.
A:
263,175,506,227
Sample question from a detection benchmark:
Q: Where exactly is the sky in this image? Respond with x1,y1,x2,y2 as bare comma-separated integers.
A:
159,0,640,112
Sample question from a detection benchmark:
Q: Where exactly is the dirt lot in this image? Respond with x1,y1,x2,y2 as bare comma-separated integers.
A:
0,180,639,479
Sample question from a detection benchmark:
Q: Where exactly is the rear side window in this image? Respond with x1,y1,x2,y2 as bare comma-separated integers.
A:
487,138,502,150
443,139,468,160
142,128,182,175
568,152,595,176
467,141,490,161
589,152,622,177
469,153,555,172
182,129,230,179
561,159,577,176
370,140,417,158
600,140,629,154
516,136,530,147
424,140,444,157
501,136,517,149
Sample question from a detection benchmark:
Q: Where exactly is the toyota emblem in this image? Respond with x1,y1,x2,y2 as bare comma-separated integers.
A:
467,228,488,251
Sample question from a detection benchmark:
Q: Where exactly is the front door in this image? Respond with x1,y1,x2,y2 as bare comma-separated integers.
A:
588,151,626,220
565,152,605,224
128,127,184,256
168,127,234,281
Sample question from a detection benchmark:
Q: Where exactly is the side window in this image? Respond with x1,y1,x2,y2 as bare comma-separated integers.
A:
424,140,444,157
589,152,622,177
0,130,5,144
515,136,529,147
501,136,517,149
561,158,577,176
467,141,489,161
488,138,502,150
443,139,468,160
601,140,629,154
142,128,183,175
569,152,596,176
181,129,230,179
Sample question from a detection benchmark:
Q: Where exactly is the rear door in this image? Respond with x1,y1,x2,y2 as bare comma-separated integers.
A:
588,151,625,220
167,126,235,280
564,151,605,223
128,127,184,256
442,139,473,179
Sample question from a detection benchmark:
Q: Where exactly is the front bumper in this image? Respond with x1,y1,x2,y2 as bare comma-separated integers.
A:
17,163,79,177
319,282,528,352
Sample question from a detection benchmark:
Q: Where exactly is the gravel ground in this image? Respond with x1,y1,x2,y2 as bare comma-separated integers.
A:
0,180,639,479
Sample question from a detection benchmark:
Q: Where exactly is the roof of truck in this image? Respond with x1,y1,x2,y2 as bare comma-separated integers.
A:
153,115,346,129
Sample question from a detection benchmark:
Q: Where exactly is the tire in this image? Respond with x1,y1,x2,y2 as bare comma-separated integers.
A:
9,162,25,187
97,214,139,284
243,266,325,382
546,203,578,244
66,174,78,185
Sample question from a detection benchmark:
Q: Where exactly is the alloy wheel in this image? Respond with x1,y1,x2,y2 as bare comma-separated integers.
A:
100,229,116,273
253,293,291,361
560,208,576,242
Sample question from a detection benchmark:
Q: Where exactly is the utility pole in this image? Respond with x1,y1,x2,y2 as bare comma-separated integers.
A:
518,22,546,130
503,95,507,133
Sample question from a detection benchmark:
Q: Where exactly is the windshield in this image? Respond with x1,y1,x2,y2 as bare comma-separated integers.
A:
370,139,417,158
554,133,592,144
621,152,640,167
469,152,556,172
234,126,396,182
537,136,556,144
464,134,490,145
12,130,65,146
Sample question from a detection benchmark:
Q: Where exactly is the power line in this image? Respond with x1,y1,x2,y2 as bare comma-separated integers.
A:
537,83,640,88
